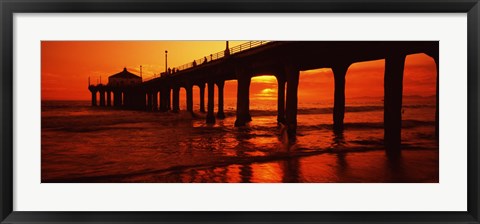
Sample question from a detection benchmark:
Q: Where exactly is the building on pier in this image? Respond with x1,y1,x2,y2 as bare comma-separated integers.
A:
89,67,145,109
108,67,142,86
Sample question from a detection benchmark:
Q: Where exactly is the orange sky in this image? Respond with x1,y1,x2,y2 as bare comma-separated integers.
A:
41,41,437,104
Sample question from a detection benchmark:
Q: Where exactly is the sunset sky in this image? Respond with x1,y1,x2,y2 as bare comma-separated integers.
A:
41,41,437,105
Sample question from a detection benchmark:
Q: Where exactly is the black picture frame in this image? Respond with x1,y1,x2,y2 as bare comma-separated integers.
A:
1,0,479,223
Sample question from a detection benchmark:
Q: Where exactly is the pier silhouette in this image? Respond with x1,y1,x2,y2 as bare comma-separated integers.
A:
88,41,439,156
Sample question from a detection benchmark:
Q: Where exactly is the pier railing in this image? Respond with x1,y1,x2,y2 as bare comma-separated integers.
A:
143,41,270,82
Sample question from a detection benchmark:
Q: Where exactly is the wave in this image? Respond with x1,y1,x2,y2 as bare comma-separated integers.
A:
42,100,435,115
247,105,434,116
298,120,434,131
44,116,435,134
41,100,90,110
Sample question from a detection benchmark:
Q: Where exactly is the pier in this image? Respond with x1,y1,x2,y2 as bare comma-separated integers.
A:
88,41,439,155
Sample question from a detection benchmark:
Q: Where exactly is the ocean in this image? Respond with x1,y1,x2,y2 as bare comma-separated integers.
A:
41,97,438,183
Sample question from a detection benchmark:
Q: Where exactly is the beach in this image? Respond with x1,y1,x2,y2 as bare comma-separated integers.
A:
41,97,438,183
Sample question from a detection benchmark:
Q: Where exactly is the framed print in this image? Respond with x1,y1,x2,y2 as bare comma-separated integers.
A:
1,0,479,223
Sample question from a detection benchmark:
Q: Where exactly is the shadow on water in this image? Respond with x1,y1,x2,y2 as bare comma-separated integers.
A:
234,127,254,183
336,153,348,178
281,156,300,183
385,152,407,182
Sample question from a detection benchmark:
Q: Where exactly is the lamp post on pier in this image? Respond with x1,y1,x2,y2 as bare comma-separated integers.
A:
165,50,168,74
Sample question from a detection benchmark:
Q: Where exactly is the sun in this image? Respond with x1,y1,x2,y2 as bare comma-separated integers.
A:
261,88,276,95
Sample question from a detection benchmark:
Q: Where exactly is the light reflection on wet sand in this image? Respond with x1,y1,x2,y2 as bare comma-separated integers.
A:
123,150,438,183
